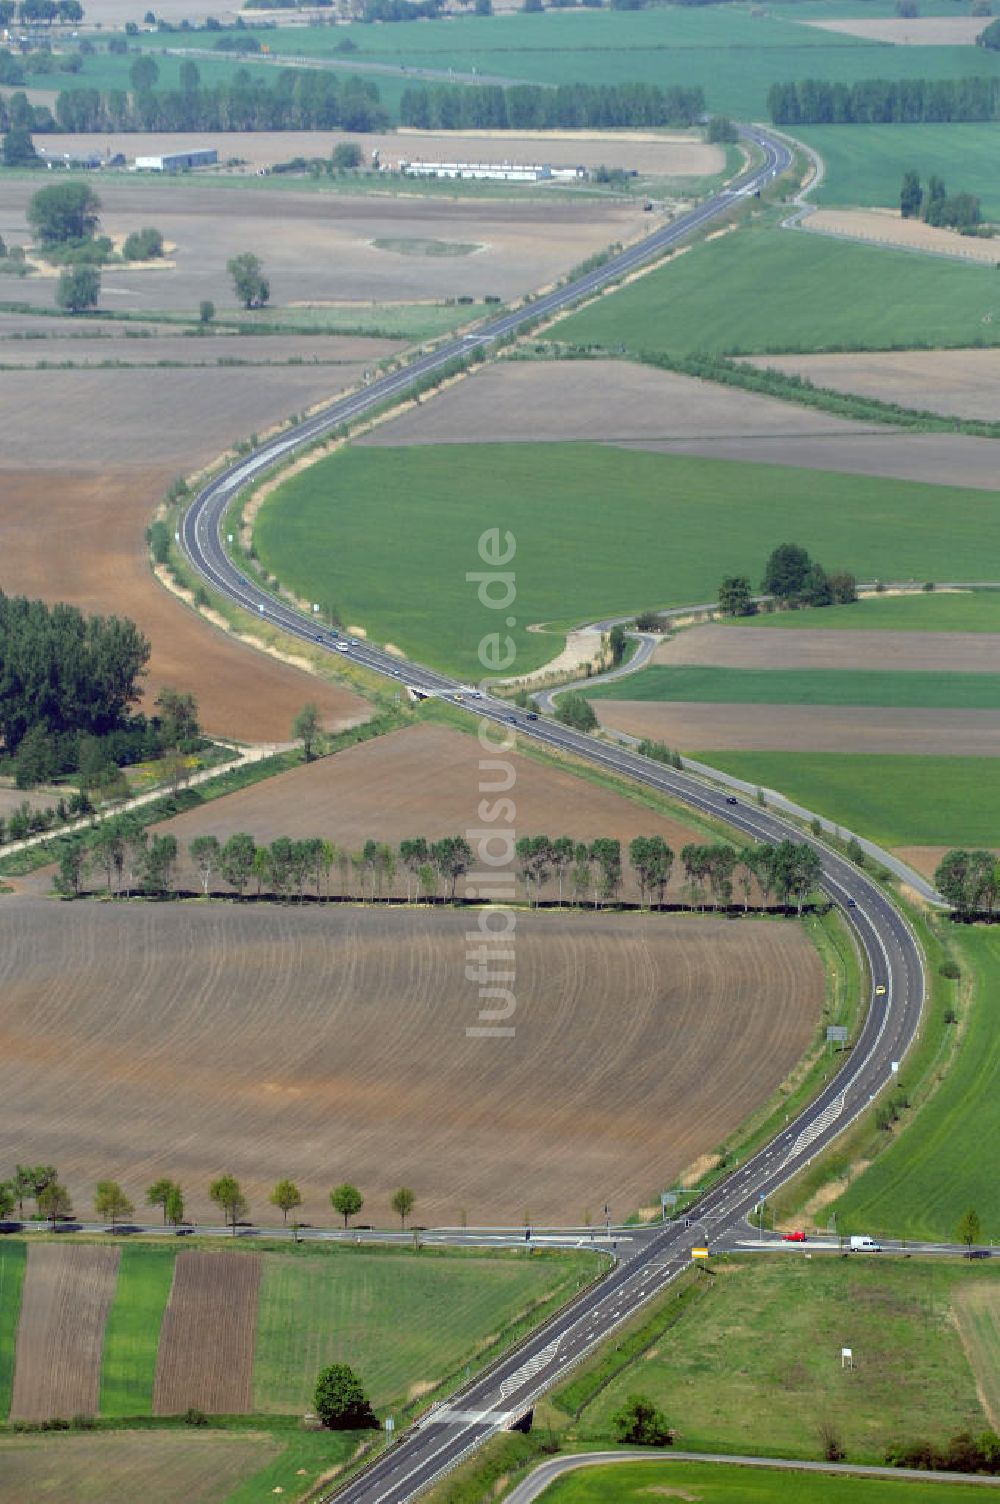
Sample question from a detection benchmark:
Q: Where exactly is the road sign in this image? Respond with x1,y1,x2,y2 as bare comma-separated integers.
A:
385,1416,395,1433
826,1026,848,1044
691,1247,709,1260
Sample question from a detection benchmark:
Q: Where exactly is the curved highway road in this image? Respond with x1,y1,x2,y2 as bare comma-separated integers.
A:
178,126,927,1503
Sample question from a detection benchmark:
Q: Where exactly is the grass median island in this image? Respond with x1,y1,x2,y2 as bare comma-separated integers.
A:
692,751,1000,848
829,927,1000,1243
563,1257,994,1462
550,226,1000,356
253,444,1000,679
533,1459,995,1503
585,666,1000,709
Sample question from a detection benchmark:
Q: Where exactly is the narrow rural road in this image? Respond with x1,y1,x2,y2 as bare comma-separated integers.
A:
175,126,930,1502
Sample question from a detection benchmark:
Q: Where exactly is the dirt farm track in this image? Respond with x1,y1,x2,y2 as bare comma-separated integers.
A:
0,899,822,1227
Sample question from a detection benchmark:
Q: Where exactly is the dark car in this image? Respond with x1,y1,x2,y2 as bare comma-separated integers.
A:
847,898,857,909
967,1248,992,1259
726,796,738,806
527,712,539,721
505,714,517,724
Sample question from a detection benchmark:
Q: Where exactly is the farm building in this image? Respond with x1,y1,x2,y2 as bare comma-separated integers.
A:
133,148,218,172
399,160,586,183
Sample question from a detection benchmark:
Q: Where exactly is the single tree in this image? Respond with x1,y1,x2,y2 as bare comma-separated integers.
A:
94,1180,134,1228
227,251,270,310
54,836,87,898
189,835,221,897
332,140,362,171
293,702,321,761
164,1184,185,1226
718,575,754,617
155,686,199,748
221,832,256,897
129,55,159,92
2,126,38,166
900,170,922,219
27,180,101,245
399,837,429,902
147,1177,176,1223
391,1186,415,1228
270,1178,302,1224
0,1182,14,1222
612,1394,673,1447
762,542,811,601
142,832,178,896
957,1207,982,1251
56,264,100,314
210,1173,248,1232
608,622,628,666
199,298,215,326
313,1363,378,1429
330,1183,364,1228
431,835,472,901
38,1180,73,1229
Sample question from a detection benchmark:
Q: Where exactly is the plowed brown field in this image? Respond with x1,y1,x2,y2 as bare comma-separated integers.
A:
0,1430,280,1504
359,358,1000,490
0,898,822,1226
0,467,366,742
653,624,1000,674
743,350,1000,424
148,723,705,899
594,701,1000,755
153,1253,261,1416
10,1244,120,1422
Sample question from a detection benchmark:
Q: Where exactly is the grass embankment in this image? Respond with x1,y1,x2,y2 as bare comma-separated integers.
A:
796,123,1000,224
828,927,1000,1243
565,1257,993,1462
743,594,1000,633
691,751,1000,848
253,443,1000,679
586,666,1000,709
550,225,1000,356
534,1459,996,1503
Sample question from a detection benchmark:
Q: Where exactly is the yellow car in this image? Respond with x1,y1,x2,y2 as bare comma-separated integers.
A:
874,985,887,996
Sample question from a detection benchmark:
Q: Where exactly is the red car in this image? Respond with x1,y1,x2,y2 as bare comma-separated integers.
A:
782,1230,807,1242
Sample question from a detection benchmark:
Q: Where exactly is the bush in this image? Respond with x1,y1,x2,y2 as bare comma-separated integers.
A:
313,1364,377,1430
612,1395,673,1447
554,691,598,732
122,225,163,260
183,1406,207,1426
939,958,961,979
55,263,100,313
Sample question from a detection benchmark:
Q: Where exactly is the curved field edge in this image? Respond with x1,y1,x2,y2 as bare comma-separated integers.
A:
250,443,1000,680
771,895,975,1242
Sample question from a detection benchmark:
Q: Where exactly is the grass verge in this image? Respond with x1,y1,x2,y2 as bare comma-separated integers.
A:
585,665,1000,709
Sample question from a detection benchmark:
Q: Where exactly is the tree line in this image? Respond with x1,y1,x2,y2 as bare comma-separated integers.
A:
27,67,387,134
54,823,824,912
719,542,857,618
900,171,981,232
768,76,1000,124
933,849,1000,916
0,1163,418,1233
400,80,705,131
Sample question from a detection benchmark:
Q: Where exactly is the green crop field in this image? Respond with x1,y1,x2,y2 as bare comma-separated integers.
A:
551,225,1000,356
160,8,1000,120
796,123,1000,223
254,443,1000,678
252,1248,593,1413
830,928,1000,1243
743,594,1000,633
692,751,1000,847
0,1242,26,1420
99,1245,176,1418
585,665,1000,709
536,1460,991,1504
569,1257,993,1461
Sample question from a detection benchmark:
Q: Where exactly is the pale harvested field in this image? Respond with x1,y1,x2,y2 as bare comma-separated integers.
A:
33,128,723,178
0,895,822,1225
10,1245,120,1422
0,179,648,310
803,208,1000,265
0,331,406,368
653,623,1000,674
0,469,367,740
595,700,1000,755
803,16,988,44
154,1253,261,1416
0,786,65,818
359,358,1000,490
896,845,968,881
0,1431,280,1504
743,349,1000,424
147,723,706,897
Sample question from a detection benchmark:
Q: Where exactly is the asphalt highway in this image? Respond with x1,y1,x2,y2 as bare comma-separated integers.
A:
177,126,929,1503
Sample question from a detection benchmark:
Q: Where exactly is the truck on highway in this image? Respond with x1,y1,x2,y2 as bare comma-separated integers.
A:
849,1235,882,1252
